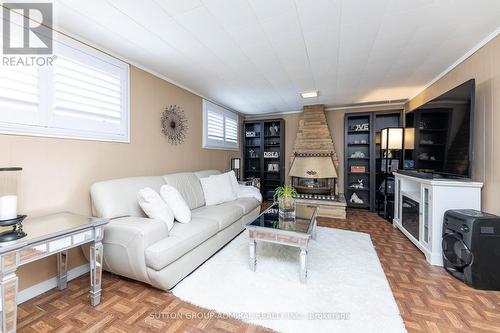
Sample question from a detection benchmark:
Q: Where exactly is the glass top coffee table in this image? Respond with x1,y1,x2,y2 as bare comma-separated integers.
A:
245,203,318,283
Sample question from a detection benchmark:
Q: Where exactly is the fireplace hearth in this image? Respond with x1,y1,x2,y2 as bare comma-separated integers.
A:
295,193,336,201
289,152,337,196
292,178,334,195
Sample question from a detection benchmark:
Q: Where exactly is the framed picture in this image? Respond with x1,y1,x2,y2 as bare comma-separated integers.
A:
381,159,400,173
267,163,279,172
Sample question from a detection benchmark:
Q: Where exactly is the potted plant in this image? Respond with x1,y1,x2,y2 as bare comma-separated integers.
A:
273,185,297,220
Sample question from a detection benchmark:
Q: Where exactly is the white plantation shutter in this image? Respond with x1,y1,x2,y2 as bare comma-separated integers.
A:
0,66,40,125
50,54,125,137
203,100,239,150
207,109,224,141
0,31,129,142
225,116,238,143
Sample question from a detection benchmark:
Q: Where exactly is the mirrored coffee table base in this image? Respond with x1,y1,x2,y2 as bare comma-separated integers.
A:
245,204,318,283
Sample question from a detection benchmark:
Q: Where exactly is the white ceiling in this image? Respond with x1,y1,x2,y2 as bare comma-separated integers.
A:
53,0,500,114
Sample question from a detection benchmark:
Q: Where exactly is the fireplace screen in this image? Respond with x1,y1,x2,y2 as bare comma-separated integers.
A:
291,176,335,195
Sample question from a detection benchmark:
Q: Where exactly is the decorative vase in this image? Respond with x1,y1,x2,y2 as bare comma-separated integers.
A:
278,196,296,220
278,220,295,230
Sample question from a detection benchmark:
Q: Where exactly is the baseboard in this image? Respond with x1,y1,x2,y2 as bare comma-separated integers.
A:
18,263,90,304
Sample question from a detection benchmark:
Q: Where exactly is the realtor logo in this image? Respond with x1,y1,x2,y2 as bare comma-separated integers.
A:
2,2,53,55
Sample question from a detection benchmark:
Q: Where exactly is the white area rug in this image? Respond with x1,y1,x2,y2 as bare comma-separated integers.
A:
172,227,407,333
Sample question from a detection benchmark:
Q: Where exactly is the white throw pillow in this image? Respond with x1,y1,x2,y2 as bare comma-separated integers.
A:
200,172,237,206
160,185,191,223
228,170,240,195
137,187,174,231
237,184,263,203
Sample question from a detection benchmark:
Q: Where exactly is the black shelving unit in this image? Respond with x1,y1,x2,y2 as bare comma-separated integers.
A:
344,110,402,212
345,113,372,210
404,109,451,173
243,119,285,200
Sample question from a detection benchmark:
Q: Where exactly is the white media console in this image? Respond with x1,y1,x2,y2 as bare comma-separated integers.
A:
393,172,483,266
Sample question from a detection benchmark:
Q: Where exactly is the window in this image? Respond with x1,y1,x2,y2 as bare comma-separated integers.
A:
0,30,129,142
203,100,239,150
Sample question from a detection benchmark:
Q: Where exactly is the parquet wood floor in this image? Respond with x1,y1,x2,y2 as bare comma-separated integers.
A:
319,210,500,333
18,207,500,333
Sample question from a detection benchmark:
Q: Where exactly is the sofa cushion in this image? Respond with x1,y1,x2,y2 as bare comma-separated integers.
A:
230,197,261,214
228,171,240,195
199,173,237,206
145,217,219,271
194,169,220,179
191,203,244,230
91,176,166,219
163,172,205,210
237,184,263,203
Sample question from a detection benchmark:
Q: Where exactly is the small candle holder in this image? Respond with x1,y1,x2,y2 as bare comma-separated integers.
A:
0,167,27,242
0,215,27,242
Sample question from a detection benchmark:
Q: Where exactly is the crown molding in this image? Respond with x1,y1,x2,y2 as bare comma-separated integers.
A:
245,109,303,117
328,100,407,111
244,100,407,118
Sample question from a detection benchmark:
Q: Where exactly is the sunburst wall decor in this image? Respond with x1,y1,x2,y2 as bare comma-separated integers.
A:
161,105,188,145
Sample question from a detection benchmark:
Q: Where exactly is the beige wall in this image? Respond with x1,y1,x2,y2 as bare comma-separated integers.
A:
407,35,500,214
0,66,236,290
246,105,402,192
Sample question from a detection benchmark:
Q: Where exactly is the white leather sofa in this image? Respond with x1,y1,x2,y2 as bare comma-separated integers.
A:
89,170,261,290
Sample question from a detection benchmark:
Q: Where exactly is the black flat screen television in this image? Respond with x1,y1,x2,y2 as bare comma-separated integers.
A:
404,79,475,178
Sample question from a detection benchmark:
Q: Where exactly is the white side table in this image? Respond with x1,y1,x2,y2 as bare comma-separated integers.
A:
0,212,108,333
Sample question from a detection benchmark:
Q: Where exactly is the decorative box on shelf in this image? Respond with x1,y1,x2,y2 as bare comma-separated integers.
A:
350,165,366,173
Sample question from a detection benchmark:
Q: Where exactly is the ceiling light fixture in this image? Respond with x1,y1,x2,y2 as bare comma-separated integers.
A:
300,90,319,99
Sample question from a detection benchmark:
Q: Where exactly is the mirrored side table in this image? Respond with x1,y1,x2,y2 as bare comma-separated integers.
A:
0,212,108,333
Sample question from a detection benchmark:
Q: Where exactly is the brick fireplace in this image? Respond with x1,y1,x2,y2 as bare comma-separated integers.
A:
289,104,346,219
